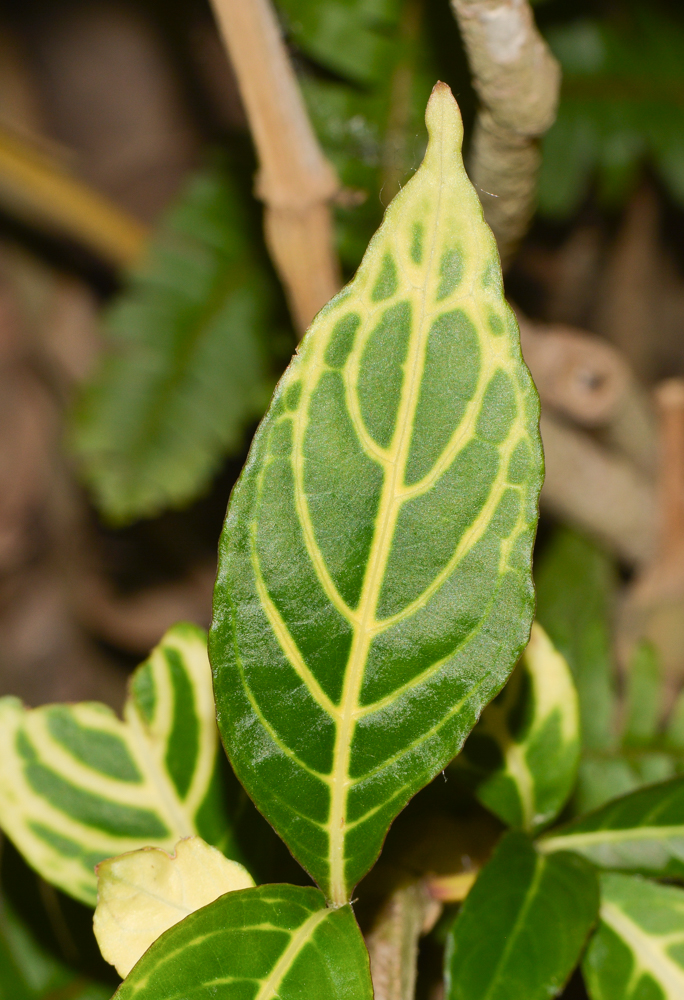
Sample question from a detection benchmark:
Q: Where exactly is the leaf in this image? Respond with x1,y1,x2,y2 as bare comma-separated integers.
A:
535,527,617,754
623,642,663,748
113,883,373,999
538,777,684,878
583,873,684,1000
459,622,580,832
72,162,278,524
539,11,684,217
94,836,253,978
0,883,111,999
277,0,401,87
0,623,232,906
210,83,543,905
444,831,599,1000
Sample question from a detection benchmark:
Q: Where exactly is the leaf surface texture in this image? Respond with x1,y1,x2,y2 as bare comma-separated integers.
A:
584,873,684,1000
211,84,542,903
445,831,598,1000
113,883,372,1000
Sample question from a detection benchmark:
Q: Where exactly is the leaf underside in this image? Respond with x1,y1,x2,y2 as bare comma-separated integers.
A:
584,873,684,1000
211,84,542,904
539,777,684,879
114,884,373,1000
0,624,231,905
445,831,599,1000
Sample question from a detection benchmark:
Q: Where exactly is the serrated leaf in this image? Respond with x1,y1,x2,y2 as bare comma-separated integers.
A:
539,777,684,878
113,884,373,1000
0,624,232,906
459,623,580,832
210,83,542,905
94,836,254,978
72,163,277,524
583,873,684,1000
445,831,599,1000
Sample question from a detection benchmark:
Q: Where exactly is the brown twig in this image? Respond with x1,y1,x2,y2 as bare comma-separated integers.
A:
365,881,442,1000
208,0,341,332
449,0,561,266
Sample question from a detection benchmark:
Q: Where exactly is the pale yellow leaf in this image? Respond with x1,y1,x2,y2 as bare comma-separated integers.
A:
93,835,254,977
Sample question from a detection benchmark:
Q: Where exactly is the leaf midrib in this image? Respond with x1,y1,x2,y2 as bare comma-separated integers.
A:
600,899,684,995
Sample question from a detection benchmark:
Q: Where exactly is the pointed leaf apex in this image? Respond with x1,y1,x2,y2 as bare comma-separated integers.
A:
425,82,464,151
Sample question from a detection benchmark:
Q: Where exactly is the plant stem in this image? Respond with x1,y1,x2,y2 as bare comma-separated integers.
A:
208,0,342,332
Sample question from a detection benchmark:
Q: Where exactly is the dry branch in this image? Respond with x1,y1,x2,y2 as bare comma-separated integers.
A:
449,0,561,266
209,0,341,332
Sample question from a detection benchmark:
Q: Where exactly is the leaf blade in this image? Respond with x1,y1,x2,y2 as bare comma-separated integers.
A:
211,83,542,904
583,873,684,1000
539,776,684,878
0,624,232,905
445,831,599,1000
113,883,373,1000
459,622,580,831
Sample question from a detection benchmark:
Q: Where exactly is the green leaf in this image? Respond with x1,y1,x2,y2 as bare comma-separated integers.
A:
277,0,401,87
210,84,542,905
0,623,232,906
0,884,111,999
535,527,617,755
583,873,684,1000
445,831,599,1000
72,163,278,524
540,12,684,216
459,622,580,832
113,883,373,1000
623,642,663,748
538,777,684,878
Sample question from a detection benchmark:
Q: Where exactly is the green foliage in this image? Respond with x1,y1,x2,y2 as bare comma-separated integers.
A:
113,885,372,1000
583,873,684,1000
458,623,580,832
210,85,542,905
445,831,599,1000
539,777,684,879
72,163,280,524
539,8,684,216
0,890,110,1000
0,624,232,905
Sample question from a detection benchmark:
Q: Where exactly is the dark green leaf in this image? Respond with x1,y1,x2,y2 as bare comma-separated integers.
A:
445,831,599,1000
114,884,372,1000
535,527,617,755
72,163,278,523
211,86,542,905
539,777,684,878
623,642,662,748
583,873,684,1000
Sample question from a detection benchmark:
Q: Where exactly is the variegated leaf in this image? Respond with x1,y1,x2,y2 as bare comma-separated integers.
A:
211,83,543,905
459,622,580,831
113,884,373,1000
0,623,232,905
583,873,684,1000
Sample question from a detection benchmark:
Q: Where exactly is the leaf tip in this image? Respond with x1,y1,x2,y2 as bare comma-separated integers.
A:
425,81,464,149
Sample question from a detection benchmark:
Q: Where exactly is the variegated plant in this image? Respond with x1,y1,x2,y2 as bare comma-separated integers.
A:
211,81,543,906
0,623,231,904
2,78,681,1000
